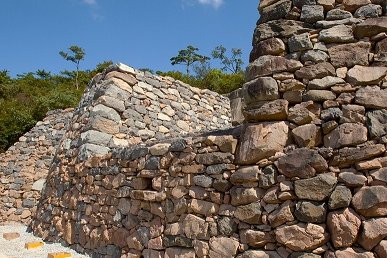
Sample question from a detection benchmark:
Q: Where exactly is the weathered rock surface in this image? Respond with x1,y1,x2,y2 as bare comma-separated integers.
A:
352,186,387,217
295,173,337,201
327,208,361,248
358,218,387,250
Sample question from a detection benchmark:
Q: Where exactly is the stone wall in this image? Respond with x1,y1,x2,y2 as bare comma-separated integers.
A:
0,109,73,224
28,1,387,258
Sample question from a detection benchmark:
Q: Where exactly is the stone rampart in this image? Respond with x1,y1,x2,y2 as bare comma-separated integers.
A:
0,109,72,224
29,1,387,258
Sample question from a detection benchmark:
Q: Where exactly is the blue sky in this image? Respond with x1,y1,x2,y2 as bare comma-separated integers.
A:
0,0,258,76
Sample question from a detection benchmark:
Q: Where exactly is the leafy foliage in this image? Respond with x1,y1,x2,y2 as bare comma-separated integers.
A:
170,45,210,75
59,45,86,89
212,45,244,74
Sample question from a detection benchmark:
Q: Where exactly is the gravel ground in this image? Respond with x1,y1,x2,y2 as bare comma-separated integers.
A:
0,223,89,258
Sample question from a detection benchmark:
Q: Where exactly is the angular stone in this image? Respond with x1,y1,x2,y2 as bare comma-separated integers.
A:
330,144,386,168
295,201,327,223
359,218,387,250
259,165,278,189
328,185,352,210
164,248,195,258
195,152,233,165
230,186,263,206
234,202,262,224
183,214,208,239
236,122,288,165
324,123,368,149
246,56,303,81
288,33,313,53
241,229,275,248
352,186,387,217
301,50,329,63
356,87,387,109
80,130,112,146
32,179,46,191
250,38,286,62
295,62,336,80
328,42,371,68
105,71,137,86
317,0,335,10
348,66,387,86
242,77,279,104
355,4,382,18
276,148,327,178
253,20,313,43
343,0,372,11
295,173,337,201
193,175,212,188
217,217,237,236
288,101,320,125
300,5,324,23
243,99,288,122
78,144,110,161
327,208,361,248
335,248,375,258
292,124,322,148
354,17,387,39
375,240,387,258
259,0,292,23
189,199,218,216
209,237,239,257
268,200,294,227
319,25,355,43
230,166,260,185
308,76,346,90
326,9,353,20
367,110,387,139
275,223,329,251
149,143,171,156
303,90,336,102
370,168,387,184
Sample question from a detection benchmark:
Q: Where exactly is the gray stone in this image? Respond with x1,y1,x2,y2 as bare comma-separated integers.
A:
253,20,313,43
78,144,110,161
295,62,336,80
319,25,355,43
242,77,279,104
295,173,337,201
300,5,324,23
338,171,367,187
246,56,303,81
292,0,316,8
366,110,387,139
32,179,46,191
288,33,313,53
316,17,363,29
259,0,292,23
354,4,383,18
295,201,327,223
91,104,121,123
303,90,336,102
308,76,345,90
238,250,281,258
217,216,237,236
259,165,277,189
193,175,213,188
195,152,233,165
80,130,112,146
326,9,353,20
328,185,352,210
230,166,260,185
301,50,329,63
330,144,386,168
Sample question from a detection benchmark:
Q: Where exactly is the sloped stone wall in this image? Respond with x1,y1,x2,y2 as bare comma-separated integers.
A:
29,1,387,258
0,109,73,224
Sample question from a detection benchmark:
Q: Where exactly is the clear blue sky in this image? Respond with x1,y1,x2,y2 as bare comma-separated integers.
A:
0,0,258,76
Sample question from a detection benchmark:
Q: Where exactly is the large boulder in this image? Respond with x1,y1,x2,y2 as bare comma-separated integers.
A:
352,186,387,217
347,66,387,86
323,123,368,149
236,122,289,165
355,87,387,109
253,20,313,43
354,16,387,38
328,41,371,68
275,223,329,251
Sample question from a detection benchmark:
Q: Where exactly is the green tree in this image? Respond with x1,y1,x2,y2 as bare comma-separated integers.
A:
59,45,85,89
35,69,51,79
212,45,244,74
170,45,210,75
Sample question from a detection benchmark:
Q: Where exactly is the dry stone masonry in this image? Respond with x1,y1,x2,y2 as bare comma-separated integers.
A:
24,1,387,258
0,109,73,224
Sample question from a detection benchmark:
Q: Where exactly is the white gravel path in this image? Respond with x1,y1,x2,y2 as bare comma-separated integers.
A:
0,224,90,258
